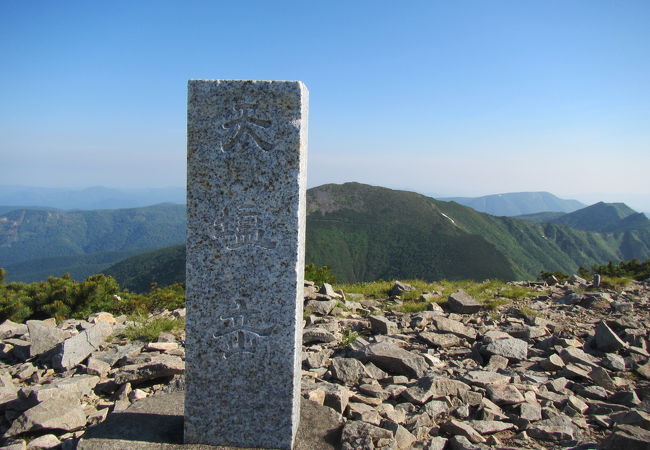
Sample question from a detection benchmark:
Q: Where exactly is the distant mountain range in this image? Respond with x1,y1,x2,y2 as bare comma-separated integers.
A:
0,185,185,210
102,183,649,291
439,192,585,216
0,204,186,282
2,183,648,288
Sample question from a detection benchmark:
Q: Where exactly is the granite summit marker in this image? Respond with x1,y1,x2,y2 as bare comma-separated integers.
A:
185,80,308,449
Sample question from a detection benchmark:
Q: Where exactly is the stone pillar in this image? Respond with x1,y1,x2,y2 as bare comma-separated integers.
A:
185,80,308,449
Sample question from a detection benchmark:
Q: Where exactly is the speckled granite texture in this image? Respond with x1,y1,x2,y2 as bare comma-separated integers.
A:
185,80,308,449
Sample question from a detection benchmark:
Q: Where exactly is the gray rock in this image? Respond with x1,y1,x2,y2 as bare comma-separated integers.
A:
602,424,650,450
369,315,398,335
462,370,510,388
113,355,184,384
329,357,369,386
93,343,141,367
303,327,337,344
5,398,86,436
21,374,99,403
482,337,528,361
420,331,461,348
0,320,27,339
519,402,542,421
603,353,626,371
486,384,525,405
441,419,485,443
432,317,477,340
25,434,60,449
401,376,470,404
389,281,415,297
594,321,628,352
53,322,113,370
526,415,576,442
304,299,338,316
467,419,514,434
319,283,342,299
363,342,429,378
610,410,650,430
26,320,70,357
447,290,482,314
341,420,392,448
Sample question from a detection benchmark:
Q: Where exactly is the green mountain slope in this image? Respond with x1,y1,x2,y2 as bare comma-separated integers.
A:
3,249,144,282
0,204,186,280
104,183,650,289
104,245,186,292
439,192,585,216
551,202,648,232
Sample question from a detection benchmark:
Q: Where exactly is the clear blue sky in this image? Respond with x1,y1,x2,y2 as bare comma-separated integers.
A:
1,1,649,210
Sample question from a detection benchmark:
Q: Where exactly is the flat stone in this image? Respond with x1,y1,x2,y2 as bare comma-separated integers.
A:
304,299,338,316
447,290,482,314
329,357,369,386
184,79,309,450
21,374,99,403
144,342,179,352
87,357,111,377
26,320,69,357
636,360,650,379
93,343,142,367
486,384,525,405
319,283,342,299
78,393,341,449
441,419,485,444
519,402,543,421
401,376,470,404
462,370,510,388
363,341,429,378
53,322,113,370
526,415,576,442
25,434,60,449
347,402,381,425
0,320,27,339
603,353,626,371
602,424,650,450
369,315,398,335
420,331,461,348
559,346,598,367
540,353,565,371
467,419,514,434
594,321,628,352
611,410,650,430
5,398,86,436
432,317,477,340
302,327,337,344
482,337,528,361
113,355,184,384
389,281,415,297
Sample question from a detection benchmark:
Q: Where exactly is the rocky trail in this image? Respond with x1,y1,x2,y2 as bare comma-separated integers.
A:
1,277,649,449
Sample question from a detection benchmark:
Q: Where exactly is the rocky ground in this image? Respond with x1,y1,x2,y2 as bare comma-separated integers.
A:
1,277,650,449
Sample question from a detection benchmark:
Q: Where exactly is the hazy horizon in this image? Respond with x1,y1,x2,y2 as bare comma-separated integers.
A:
2,2,649,210
1,182,649,213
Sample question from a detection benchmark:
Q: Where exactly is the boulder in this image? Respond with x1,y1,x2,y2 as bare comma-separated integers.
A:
368,315,398,335
362,342,429,379
389,281,415,297
5,398,86,436
447,290,482,314
53,322,113,370
482,337,528,361
432,317,477,340
594,321,628,352
26,320,69,358
113,355,184,384
304,299,338,316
